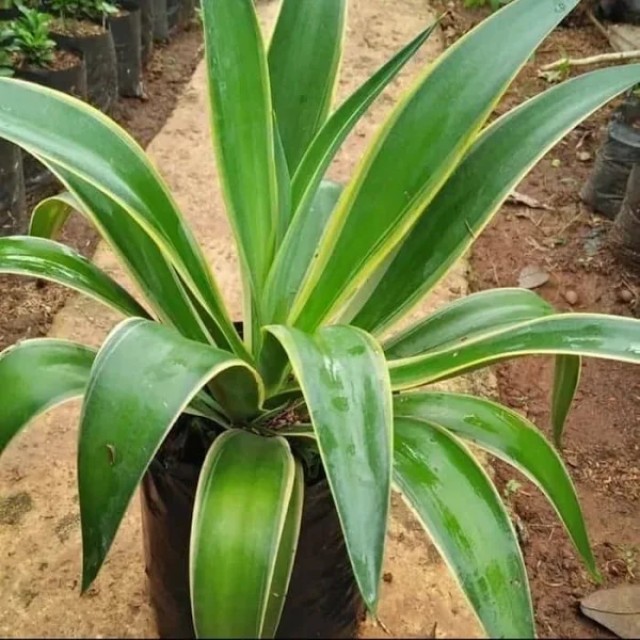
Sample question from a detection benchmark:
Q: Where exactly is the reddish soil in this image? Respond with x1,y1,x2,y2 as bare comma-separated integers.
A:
50,18,106,38
0,22,203,353
436,2,640,638
17,49,82,72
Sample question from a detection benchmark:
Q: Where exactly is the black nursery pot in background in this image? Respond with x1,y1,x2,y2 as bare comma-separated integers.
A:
0,6,20,20
0,140,27,237
52,24,118,113
152,0,169,42
151,0,192,45
15,48,88,197
166,0,181,32
179,0,194,29
580,94,640,220
15,48,87,97
611,162,640,271
597,0,640,24
108,0,143,98
137,0,154,66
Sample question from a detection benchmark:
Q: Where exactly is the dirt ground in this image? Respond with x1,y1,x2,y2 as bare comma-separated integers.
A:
0,23,204,354
434,2,640,638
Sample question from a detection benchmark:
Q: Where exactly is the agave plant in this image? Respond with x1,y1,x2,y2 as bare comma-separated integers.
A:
1,0,640,636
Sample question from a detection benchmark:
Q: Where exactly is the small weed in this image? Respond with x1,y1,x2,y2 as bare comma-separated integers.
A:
503,478,523,501
615,545,638,578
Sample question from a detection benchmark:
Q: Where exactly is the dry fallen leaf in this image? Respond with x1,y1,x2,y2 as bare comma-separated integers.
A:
507,190,552,210
518,265,550,290
581,585,640,638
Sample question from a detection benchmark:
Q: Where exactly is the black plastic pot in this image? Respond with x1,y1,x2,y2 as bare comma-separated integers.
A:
109,1,143,97
580,97,640,220
15,49,87,97
0,140,27,237
0,6,19,20
597,0,640,24
179,0,194,28
141,416,364,639
166,0,181,32
611,162,640,273
152,0,169,42
15,49,87,197
136,0,154,66
52,23,118,113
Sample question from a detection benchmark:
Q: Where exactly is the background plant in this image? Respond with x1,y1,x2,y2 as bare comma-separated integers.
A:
0,0,639,638
48,0,117,26
0,23,14,75
7,5,56,67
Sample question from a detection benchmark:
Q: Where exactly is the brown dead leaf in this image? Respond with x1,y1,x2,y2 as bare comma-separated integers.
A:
518,265,550,290
581,585,640,638
507,190,552,210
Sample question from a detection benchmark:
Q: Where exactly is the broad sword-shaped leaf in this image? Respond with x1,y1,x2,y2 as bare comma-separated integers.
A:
352,64,640,334
394,416,534,638
0,78,242,354
30,190,79,238
0,339,95,454
264,325,392,611
290,24,437,218
389,313,640,390
201,0,279,337
384,288,556,357
29,173,220,347
265,180,342,324
268,0,346,175
289,0,582,331
383,289,585,438
78,319,262,590
0,236,149,319
394,392,598,578
191,430,303,638
266,25,437,323
551,354,581,447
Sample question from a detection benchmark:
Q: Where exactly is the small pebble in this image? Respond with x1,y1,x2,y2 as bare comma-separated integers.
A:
619,289,633,303
565,454,579,468
564,290,578,305
577,151,592,162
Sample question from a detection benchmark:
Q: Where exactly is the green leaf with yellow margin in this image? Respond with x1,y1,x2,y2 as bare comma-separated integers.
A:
78,318,262,591
394,416,533,638
289,0,582,331
264,324,392,612
0,339,95,454
190,429,302,638
268,0,346,174
353,65,640,334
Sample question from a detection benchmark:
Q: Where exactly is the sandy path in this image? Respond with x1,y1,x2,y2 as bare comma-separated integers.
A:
0,1,481,636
